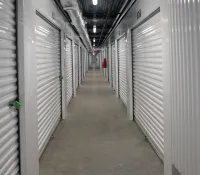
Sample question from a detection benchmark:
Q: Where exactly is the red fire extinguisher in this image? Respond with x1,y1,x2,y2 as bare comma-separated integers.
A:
102,58,107,68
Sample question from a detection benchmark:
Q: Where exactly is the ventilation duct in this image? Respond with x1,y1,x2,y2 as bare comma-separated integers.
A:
60,0,92,50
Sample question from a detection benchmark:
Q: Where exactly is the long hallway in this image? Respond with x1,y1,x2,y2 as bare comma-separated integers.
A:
40,70,163,175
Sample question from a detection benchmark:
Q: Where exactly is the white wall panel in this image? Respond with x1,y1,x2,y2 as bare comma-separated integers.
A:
168,1,200,175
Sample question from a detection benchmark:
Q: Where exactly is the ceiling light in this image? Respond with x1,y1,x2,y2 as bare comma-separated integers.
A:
93,25,96,33
92,0,98,5
93,38,96,42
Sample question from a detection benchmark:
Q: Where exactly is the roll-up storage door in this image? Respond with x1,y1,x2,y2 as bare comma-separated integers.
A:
84,49,86,76
82,49,85,79
83,49,86,76
0,1,20,174
118,36,127,106
105,49,107,78
80,47,82,82
85,51,88,72
65,37,73,106
111,43,116,90
75,44,79,89
132,12,164,160
89,54,91,68
36,12,62,156
107,47,109,81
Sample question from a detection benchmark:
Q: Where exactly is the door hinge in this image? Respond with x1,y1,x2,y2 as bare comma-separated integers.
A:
9,101,22,110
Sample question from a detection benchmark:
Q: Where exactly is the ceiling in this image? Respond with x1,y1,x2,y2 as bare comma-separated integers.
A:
77,0,130,47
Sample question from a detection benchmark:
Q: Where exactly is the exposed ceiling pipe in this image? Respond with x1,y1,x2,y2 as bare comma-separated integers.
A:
97,0,115,46
102,0,136,46
60,0,92,50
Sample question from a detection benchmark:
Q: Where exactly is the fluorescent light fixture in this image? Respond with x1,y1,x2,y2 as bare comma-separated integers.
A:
92,0,98,5
93,25,96,33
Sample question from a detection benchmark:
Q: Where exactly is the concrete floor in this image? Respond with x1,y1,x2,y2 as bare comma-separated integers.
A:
40,69,163,175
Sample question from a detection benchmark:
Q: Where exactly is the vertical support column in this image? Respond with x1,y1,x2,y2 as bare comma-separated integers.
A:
160,2,171,175
127,29,133,120
115,40,119,98
72,40,76,97
17,0,39,175
61,32,66,119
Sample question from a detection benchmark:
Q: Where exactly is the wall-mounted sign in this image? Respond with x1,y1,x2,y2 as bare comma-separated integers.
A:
137,10,141,19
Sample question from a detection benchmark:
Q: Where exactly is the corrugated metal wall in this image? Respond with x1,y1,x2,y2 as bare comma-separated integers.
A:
169,1,200,175
0,0,20,173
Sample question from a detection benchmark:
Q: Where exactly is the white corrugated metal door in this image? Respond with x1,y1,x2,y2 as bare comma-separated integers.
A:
80,47,82,83
132,12,164,160
85,51,88,72
118,36,127,106
82,49,85,79
36,12,62,156
84,49,86,76
111,43,116,90
83,49,86,76
65,37,73,106
75,44,79,89
105,48,107,78
106,47,109,80
89,54,92,68
0,1,20,174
